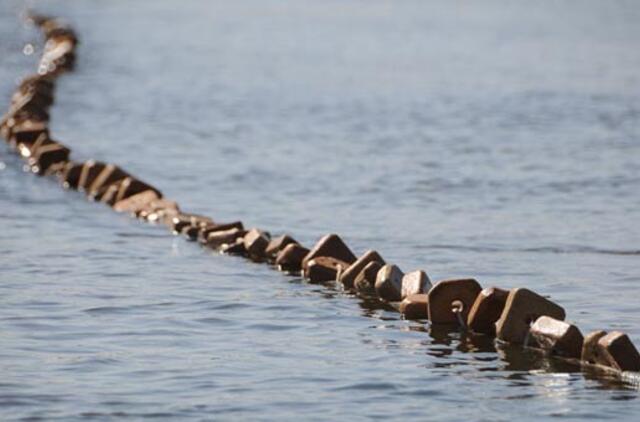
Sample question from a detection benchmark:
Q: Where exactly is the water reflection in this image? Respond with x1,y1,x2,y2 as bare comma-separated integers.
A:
325,276,640,393
356,294,398,319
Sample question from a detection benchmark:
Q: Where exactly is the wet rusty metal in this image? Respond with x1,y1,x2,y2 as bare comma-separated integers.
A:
275,243,310,274
467,287,509,335
401,270,432,299
596,331,640,372
354,261,383,294
375,264,404,302
301,234,357,272
529,316,583,359
400,294,429,320
428,279,482,325
244,228,270,260
339,250,385,290
264,235,298,260
496,288,565,345
305,256,350,283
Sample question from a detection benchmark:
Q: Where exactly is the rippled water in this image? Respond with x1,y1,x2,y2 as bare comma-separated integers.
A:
2,0,640,420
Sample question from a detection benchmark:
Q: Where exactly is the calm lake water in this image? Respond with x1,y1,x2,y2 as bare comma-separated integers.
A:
2,0,640,420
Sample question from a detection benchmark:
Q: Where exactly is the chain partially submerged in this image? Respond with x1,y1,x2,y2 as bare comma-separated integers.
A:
3,12,640,388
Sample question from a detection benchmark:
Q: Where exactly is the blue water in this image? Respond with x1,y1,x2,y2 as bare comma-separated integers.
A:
1,0,640,420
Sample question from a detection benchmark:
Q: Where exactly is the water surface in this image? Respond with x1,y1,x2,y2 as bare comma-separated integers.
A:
1,0,640,420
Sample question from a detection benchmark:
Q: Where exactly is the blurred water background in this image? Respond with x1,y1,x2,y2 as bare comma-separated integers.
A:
1,0,640,420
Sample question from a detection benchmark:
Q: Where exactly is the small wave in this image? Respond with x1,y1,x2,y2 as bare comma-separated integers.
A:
425,243,640,256
523,246,640,256
206,302,250,311
332,382,399,392
80,411,179,418
195,316,230,325
84,302,175,314
115,232,168,239
246,323,299,331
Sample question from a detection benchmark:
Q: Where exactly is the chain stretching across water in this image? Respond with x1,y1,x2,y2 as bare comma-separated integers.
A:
3,10,640,389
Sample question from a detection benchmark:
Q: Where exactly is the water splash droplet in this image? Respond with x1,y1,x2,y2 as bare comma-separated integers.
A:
23,43,35,55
